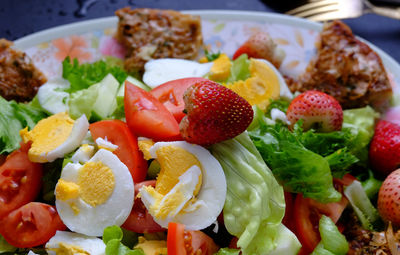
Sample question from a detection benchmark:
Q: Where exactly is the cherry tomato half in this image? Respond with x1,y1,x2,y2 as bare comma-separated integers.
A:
0,143,43,219
0,202,66,248
124,82,181,141
151,77,208,122
122,180,164,233
90,120,148,183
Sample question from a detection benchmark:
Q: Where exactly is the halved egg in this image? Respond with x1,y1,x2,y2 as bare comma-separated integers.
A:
224,58,292,111
139,141,227,230
55,149,134,236
142,59,213,89
20,112,89,163
46,231,105,255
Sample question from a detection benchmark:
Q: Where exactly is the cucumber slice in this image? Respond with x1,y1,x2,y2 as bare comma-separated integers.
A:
37,78,70,114
91,74,120,119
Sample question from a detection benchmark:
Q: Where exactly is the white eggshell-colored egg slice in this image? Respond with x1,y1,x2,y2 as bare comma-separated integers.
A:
46,231,105,255
44,114,89,162
143,59,213,89
56,149,134,237
142,141,227,230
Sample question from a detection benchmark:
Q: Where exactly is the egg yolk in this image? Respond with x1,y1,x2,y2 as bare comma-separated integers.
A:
135,236,167,255
77,161,115,207
47,242,90,255
138,139,155,160
55,179,80,201
155,145,202,196
225,59,280,111
20,112,75,163
225,59,281,111
209,54,232,81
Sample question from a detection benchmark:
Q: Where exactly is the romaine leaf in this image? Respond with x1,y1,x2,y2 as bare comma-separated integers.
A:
249,123,341,203
62,57,128,93
211,132,285,255
0,97,47,154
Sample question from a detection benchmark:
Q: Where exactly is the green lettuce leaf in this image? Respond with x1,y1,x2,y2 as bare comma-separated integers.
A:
225,54,250,83
211,132,285,255
0,97,47,154
249,123,341,203
266,99,290,118
0,234,16,253
342,106,379,165
68,83,99,120
103,226,142,255
62,57,127,93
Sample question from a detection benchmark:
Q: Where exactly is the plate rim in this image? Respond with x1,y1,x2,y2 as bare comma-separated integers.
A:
13,9,400,77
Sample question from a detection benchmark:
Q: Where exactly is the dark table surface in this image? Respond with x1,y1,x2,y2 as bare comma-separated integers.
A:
1,0,399,62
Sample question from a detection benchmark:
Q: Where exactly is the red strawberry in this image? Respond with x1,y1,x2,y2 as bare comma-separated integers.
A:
286,90,343,132
369,120,400,176
232,31,282,68
180,80,253,146
378,169,400,225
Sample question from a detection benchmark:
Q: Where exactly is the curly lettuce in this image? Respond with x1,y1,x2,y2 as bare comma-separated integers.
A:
249,123,341,203
211,132,285,254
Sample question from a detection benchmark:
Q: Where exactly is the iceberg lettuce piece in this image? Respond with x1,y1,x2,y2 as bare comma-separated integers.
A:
225,54,250,83
268,224,301,255
211,132,285,255
342,106,379,165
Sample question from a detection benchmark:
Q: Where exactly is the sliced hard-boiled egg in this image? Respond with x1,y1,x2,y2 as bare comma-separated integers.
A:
142,59,213,89
135,236,167,255
225,58,292,111
139,141,226,230
71,144,95,163
20,112,89,163
95,137,118,152
46,231,105,255
55,149,134,236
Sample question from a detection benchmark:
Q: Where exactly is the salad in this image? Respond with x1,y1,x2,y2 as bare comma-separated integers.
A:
1,8,400,255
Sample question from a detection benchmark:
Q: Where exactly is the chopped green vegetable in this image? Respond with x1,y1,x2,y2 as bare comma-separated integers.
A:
249,123,341,203
147,160,161,179
313,215,348,255
68,83,99,120
0,234,16,253
358,169,382,199
0,96,47,154
214,248,241,255
344,180,383,231
266,99,290,118
204,49,221,62
342,106,379,165
62,57,128,93
268,224,301,255
103,226,143,255
225,54,250,83
311,244,336,255
324,148,359,178
211,132,285,255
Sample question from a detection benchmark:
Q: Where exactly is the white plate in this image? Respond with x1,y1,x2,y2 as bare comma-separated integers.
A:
13,10,400,101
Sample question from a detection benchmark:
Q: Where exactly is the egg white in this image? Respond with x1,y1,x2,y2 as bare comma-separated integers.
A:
142,59,213,89
42,114,89,162
140,141,227,230
46,231,105,255
55,149,134,236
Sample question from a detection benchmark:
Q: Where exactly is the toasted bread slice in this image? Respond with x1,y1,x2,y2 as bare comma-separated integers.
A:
289,20,392,110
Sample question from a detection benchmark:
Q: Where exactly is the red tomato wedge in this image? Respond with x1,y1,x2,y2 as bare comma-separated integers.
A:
167,222,219,255
90,120,148,183
0,143,43,219
294,174,356,254
122,180,164,233
151,77,208,122
0,202,66,248
124,82,181,141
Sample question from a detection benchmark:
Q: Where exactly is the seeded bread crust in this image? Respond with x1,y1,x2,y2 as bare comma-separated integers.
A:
115,7,203,73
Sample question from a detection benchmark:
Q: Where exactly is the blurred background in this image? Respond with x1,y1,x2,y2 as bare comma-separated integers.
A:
1,0,400,61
